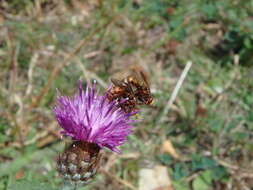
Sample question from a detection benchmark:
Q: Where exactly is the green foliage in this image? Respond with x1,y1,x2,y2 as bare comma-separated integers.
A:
0,118,10,143
157,154,173,165
159,154,228,186
200,3,217,20
168,16,186,41
192,170,212,190
140,0,175,18
173,163,189,180
197,0,253,65
9,180,57,190
173,180,189,190
191,154,217,171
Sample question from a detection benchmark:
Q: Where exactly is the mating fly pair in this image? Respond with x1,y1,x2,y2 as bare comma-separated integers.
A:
107,70,153,113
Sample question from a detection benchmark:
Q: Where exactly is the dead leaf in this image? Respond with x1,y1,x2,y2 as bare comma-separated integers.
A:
71,0,91,16
0,14,4,25
161,140,180,159
15,170,25,180
164,39,180,55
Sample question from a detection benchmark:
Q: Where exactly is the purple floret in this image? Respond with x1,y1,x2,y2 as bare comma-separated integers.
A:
53,80,136,152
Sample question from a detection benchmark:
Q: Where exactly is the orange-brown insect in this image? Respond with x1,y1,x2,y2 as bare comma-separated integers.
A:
107,78,137,113
127,70,153,105
107,70,153,113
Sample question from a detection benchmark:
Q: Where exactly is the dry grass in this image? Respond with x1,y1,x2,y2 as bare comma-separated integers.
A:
0,0,253,190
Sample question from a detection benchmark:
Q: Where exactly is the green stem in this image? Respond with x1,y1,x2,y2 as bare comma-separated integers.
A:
73,183,77,190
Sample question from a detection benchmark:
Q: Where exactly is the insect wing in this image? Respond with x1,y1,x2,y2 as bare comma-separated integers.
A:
111,78,127,87
139,70,150,87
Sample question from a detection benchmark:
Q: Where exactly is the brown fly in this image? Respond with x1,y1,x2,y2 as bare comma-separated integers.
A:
107,70,153,113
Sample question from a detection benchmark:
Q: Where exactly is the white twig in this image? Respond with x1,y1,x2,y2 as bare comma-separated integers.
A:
83,51,101,59
159,61,192,123
26,53,38,96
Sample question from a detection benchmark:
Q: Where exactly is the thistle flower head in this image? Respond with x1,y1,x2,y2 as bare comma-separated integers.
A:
53,81,136,152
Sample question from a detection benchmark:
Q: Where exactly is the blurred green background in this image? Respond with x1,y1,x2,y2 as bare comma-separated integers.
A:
0,0,253,189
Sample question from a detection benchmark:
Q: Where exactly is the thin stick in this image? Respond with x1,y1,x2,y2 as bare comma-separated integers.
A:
159,61,192,123
73,182,77,190
26,53,38,96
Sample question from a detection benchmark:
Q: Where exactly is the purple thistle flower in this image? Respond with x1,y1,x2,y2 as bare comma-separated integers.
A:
53,80,136,153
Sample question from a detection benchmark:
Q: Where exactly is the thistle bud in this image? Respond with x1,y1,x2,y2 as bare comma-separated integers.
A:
57,141,101,183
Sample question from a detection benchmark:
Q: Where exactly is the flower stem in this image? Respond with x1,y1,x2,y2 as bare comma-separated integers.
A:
73,183,77,190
